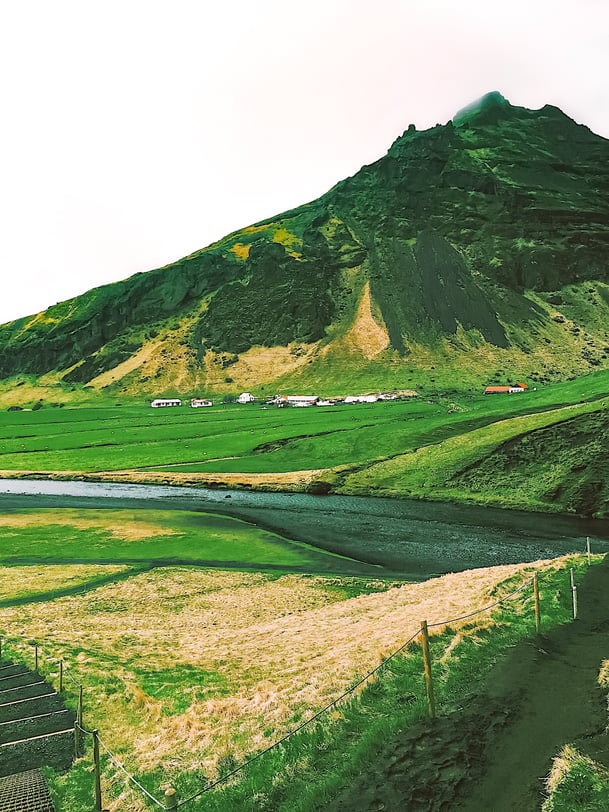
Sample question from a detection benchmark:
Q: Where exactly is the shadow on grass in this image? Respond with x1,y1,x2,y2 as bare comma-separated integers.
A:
0,556,406,609
0,564,151,608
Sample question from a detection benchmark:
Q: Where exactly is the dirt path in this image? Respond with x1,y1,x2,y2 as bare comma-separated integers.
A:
329,557,609,812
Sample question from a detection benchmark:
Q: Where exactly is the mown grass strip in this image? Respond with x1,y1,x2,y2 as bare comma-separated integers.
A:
1,366,609,477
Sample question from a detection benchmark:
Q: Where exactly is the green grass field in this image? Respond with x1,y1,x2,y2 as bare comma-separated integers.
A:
1,367,609,514
0,509,364,601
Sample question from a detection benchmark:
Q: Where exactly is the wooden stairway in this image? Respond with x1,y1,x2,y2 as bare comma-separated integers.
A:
0,659,75,779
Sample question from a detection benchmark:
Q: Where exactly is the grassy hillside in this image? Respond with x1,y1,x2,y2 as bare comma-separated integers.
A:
0,550,590,811
339,398,609,514
2,92,609,398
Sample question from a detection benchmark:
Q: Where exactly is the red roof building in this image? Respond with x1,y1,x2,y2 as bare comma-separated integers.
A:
484,383,529,394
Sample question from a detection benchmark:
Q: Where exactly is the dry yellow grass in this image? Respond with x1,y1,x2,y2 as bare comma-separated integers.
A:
545,744,582,794
598,658,609,718
92,330,199,392
0,564,128,601
0,559,554,787
87,300,211,392
204,343,316,390
341,282,390,359
0,377,85,409
0,509,176,541
88,339,167,389
229,242,251,260
0,468,328,490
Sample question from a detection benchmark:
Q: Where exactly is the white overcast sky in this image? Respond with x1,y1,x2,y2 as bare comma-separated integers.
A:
1,0,608,324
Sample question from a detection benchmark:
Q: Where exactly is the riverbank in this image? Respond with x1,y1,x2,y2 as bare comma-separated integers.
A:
2,478,609,579
0,387,608,518
0,466,326,492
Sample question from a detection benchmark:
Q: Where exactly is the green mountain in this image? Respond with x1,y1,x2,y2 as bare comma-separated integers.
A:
2,91,609,401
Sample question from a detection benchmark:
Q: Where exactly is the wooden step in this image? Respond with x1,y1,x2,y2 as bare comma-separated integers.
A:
0,683,53,704
0,729,74,778
0,709,75,746
0,672,42,692
0,666,26,680
0,693,64,725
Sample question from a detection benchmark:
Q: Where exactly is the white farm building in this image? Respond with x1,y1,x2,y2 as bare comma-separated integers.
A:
151,399,182,408
273,395,319,407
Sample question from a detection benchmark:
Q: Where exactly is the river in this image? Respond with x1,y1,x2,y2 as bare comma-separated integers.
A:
1,479,608,579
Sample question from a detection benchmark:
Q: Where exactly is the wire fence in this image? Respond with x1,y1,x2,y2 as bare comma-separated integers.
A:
0,540,596,811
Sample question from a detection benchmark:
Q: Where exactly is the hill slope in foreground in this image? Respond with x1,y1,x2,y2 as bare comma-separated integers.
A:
2,91,609,403
0,545,587,811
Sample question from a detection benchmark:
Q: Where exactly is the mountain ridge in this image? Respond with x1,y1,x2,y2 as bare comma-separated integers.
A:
2,92,609,401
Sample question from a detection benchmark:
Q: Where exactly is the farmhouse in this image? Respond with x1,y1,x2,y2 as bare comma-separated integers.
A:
484,383,529,395
190,398,213,408
150,398,181,408
237,392,255,404
273,395,319,407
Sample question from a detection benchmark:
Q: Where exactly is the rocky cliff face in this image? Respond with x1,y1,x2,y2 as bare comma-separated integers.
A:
2,92,609,393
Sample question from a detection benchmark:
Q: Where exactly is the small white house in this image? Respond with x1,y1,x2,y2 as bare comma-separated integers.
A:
151,398,182,408
237,392,255,404
190,398,213,408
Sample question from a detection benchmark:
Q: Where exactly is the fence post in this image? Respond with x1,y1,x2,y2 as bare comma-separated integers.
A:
533,573,541,634
93,730,103,812
0,637,2,661
164,787,178,809
74,685,84,757
420,620,436,719
59,660,64,693
35,645,39,673
587,537,591,565
569,568,578,619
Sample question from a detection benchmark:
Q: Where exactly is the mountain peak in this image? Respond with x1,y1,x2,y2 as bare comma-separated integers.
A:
452,91,512,126
1,91,609,398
